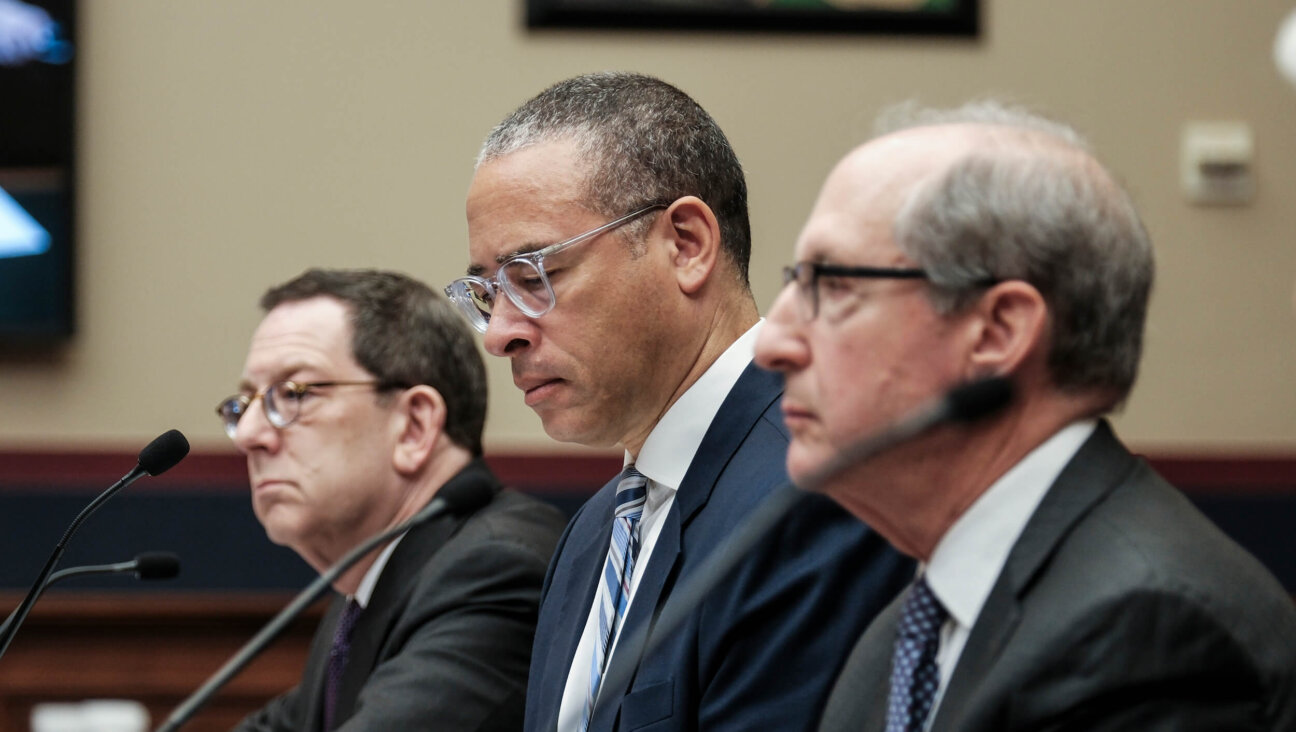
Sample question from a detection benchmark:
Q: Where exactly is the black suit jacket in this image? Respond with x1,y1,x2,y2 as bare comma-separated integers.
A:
525,364,913,732
236,460,567,732
820,421,1296,732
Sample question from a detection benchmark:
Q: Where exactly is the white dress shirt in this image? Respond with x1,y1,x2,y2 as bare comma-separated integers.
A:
556,321,764,732
352,533,403,610
920,419,1096,727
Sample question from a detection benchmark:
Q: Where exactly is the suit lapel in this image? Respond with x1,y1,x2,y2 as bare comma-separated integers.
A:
587,500,683,730
589,364,783,729
931,421,1137,729
332,461,500,723
546,479,619,720
672,364,783,524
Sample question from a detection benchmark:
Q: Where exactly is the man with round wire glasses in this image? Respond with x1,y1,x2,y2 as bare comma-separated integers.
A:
218,268,565,732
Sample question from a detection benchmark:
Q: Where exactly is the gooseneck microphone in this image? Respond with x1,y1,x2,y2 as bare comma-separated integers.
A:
46,551,181,586
0,552,181,639
0,429,190,661
590,377,1014,719
155,478,495,732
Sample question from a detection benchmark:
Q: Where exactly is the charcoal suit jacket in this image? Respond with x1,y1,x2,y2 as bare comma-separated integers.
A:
819,421,1296,732
235,459,566,732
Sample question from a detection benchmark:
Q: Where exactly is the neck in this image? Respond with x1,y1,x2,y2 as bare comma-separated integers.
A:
621,293,759,458
325,447,474,594
832,389,1103,561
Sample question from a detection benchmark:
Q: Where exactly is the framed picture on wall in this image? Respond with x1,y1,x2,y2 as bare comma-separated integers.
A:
526,0,979,36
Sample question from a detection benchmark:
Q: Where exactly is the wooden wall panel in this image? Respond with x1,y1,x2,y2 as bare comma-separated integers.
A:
0,593,322,732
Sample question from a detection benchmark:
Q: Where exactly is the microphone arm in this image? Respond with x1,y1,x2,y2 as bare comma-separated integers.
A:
0,430,190,662
590,377,1013,718
155,480,493,732
46,552,181,585
0,552,181,639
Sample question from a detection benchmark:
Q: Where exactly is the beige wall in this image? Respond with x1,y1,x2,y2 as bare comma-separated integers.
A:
2,0,1295,455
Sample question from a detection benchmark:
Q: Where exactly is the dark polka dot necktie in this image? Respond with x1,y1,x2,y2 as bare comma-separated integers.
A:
886,576,948,732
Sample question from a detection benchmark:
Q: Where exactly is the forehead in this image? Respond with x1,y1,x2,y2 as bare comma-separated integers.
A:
243,297,359,381
798,127,972,264
465,139,597,268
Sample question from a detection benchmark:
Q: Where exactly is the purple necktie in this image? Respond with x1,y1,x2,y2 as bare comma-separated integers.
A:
323,599,363,731
886,576,948,732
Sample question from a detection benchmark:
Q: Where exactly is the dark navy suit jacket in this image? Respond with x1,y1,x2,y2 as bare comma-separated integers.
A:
524,364,913,732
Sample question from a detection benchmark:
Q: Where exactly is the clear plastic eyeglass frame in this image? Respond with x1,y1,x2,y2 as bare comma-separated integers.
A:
445,203,667,333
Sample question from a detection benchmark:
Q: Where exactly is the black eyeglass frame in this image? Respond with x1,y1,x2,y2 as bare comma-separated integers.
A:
781,261,929,320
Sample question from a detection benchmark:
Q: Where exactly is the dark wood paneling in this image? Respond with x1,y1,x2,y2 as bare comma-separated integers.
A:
0,592,323,732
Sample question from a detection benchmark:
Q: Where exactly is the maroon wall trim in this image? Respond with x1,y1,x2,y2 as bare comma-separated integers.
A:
0,449,1292,495
0,450,625,494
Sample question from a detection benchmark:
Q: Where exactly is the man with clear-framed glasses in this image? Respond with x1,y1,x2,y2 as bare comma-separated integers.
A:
453,72,912,732
221,268,565,732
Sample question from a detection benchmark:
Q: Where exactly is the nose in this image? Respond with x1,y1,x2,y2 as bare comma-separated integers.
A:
232,394,280,455
481,295,536,358
754,284,809,374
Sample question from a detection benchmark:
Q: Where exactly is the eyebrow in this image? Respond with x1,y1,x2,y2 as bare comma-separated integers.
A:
236,362,314,393
465,240,554,277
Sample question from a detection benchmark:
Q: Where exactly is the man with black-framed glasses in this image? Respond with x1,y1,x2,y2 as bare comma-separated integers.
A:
754,100,1296,732
223,268,565,732
455,72,912,732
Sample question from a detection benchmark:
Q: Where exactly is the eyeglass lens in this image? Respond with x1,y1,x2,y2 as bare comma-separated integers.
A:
218,382,305,438
782,264,819,319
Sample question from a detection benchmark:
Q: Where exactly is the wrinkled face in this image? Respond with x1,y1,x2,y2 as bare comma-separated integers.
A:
754,131,975,496
465,140,678,450
232,297,401,565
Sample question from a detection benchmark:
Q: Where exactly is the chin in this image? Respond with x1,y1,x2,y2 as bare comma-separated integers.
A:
258,511,304,550
785,442,832,492
539,414,620,449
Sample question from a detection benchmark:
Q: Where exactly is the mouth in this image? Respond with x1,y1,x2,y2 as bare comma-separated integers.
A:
780,402,816,429
520,377,563,407
252,479,292,494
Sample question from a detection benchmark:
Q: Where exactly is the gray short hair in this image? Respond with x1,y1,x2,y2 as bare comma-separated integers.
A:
260,269,488,456
881,101,1154,405
478,71,752,286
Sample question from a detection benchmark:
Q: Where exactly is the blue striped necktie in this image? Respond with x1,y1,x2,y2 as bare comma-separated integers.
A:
886,576,948,732
581,465,648,731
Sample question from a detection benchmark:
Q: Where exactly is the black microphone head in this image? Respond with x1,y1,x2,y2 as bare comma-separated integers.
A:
435,479,494,515
133,552,181,580
138,429,190,476
946,377,1014,423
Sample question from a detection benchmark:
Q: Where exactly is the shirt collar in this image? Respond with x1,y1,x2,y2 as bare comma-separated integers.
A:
352,533,404,609
629,320,763,491
925,419,1097,631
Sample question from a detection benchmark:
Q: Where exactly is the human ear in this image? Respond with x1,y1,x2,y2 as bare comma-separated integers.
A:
965,281,1048,379
392,386,446,476
662,196,721,295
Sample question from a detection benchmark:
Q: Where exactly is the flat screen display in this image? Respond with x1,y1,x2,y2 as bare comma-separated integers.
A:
0,0,75,342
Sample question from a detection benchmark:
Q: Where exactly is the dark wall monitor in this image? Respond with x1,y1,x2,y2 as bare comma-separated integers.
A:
0,0,75,342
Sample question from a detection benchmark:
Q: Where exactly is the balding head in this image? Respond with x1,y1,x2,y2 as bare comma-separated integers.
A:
873,103,1154,410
